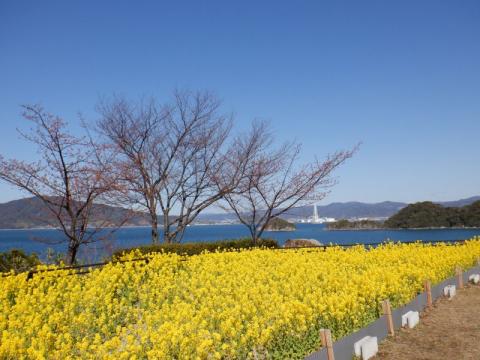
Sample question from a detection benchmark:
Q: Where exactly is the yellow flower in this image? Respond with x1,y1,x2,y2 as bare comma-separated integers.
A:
1,238,480,358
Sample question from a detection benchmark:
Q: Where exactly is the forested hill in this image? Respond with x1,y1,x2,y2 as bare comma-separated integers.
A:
0,197,152,229
385,201,480,228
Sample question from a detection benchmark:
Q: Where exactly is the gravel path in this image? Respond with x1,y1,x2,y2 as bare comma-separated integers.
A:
375,284,480,359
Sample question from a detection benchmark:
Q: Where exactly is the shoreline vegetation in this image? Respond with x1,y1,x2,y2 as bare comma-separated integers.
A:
0,238,280,273
327,225,480,231
326,220,480,231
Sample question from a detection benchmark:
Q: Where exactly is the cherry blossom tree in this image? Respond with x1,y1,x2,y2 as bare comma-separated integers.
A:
0,105,124,264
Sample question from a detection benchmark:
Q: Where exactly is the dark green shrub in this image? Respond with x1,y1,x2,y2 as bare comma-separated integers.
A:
0,249,41,273
112,238,278,259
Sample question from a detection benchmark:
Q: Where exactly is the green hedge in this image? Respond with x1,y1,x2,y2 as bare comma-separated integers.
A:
0,249,41,273
112,238,279,259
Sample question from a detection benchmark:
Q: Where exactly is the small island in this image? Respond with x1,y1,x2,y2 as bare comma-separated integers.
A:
264,217,296,231
326,219,383,230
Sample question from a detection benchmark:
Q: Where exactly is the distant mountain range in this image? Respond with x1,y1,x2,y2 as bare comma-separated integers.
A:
0,195,479,229
0,197,152,229
437,196,480,208
196,196,480,222
282,201,406,219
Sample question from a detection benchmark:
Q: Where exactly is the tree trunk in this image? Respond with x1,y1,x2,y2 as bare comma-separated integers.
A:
164,228,175,244
249,226,258,246
256,227,266,245
163,211,171,244
151,215,159,244
174,221,186,244
67,242,79,265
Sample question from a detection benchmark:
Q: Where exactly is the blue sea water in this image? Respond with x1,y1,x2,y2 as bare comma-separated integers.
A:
1,224,479,262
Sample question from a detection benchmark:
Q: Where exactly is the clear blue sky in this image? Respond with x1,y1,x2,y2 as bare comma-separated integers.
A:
1,1,479,205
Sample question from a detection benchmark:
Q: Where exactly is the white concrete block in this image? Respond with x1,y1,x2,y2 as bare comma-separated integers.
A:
353,336,370,357
401,311,413,327
401,310,419,328
354,336,371,357
469,273,480,284
444,285,456,298
407,311,419,328
353,336,378,359
361,336,379,360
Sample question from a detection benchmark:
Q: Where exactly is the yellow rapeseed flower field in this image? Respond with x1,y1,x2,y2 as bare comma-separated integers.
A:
1,239,480,359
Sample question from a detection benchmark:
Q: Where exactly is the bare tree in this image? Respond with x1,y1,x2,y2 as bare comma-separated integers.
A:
97,90,251,244
96,97,166,243
219,122,358,244
0,105,124,264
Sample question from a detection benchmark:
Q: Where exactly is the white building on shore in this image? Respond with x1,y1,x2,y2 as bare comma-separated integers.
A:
299,204,336,223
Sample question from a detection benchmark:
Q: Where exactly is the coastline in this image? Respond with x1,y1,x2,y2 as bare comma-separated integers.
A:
0,223,243,231
2,224,480,232
0,225,152,231
326,226,480,231
264,227,296,232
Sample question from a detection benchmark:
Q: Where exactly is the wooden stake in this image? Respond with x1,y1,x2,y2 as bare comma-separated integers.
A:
424,280,432,308
456,267,463,289
382,299,395,336
320,329,335,360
